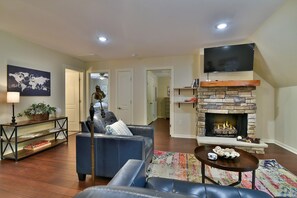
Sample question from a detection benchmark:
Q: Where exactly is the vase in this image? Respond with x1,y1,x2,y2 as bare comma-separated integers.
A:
29,113,49,121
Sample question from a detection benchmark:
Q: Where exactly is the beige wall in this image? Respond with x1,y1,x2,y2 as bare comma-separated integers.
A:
87,55,197,138
254,73,275,142
250,0,297,87
0,30,85,124
275,86,297,153
250,0,297,153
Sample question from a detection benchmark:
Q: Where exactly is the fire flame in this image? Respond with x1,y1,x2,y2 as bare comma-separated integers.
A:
216,121,235,129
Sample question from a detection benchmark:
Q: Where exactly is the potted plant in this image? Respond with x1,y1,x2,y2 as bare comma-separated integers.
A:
18,102,56,121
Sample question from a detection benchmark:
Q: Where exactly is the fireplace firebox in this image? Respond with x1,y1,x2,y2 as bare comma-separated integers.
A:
205,113,247,137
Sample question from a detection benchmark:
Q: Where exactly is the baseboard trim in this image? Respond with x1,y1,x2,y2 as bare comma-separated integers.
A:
171,134,196,139
274,140,297,155
261,138,275,143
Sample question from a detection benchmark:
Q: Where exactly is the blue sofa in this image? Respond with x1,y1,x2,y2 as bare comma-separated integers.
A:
74,159,271,198
76,111,154,180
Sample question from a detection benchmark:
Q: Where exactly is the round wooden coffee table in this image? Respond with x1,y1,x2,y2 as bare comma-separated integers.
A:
194,145,259,189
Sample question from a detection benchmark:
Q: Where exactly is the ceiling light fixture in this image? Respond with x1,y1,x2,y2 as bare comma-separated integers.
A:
216,23,227,30
98,36,107,43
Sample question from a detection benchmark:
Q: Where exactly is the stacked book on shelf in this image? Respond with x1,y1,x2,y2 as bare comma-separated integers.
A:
23,140,51,151
20,133,43,138
49,128,61,133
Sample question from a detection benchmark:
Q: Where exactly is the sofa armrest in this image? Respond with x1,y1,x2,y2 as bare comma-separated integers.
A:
127,125,154,140
108,159,146,187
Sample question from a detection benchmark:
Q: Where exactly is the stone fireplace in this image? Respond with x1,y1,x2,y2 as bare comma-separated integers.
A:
197,85,257,138
196,80,267,154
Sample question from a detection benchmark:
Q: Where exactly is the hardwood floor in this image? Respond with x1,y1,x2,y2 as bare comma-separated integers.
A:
0,118,296,197
151,118,297,176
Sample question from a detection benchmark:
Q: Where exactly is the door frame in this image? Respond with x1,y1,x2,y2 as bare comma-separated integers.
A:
65,68,84,130
115,68,134,124
86,69,111,116
144,67,174,136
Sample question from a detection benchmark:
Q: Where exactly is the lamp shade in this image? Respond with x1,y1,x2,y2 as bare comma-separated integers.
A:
7,92,20,103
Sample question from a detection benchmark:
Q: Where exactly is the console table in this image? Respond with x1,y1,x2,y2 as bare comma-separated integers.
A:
1,117,68,161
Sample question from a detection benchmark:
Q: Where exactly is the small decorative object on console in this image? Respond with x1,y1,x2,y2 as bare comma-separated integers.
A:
191,78,199,88
213,146,240,159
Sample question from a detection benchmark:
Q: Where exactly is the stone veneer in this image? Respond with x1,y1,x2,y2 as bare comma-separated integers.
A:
197,86,257,137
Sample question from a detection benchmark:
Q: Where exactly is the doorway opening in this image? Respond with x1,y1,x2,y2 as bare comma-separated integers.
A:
146,69,172,135
89,72,110,112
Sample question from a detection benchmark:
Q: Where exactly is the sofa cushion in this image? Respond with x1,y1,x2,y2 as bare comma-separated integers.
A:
84,111,118,134
106,120,133,136
86,118,106,134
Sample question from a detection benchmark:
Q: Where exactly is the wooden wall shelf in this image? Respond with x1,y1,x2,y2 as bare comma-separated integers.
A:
174,87,196,95
200,80,260,87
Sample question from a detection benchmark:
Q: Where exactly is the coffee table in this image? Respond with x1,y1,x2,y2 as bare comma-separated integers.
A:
194,145,259,189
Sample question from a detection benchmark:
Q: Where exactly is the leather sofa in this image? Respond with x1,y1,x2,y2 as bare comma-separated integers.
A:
74,159,271,198
76,111,154,180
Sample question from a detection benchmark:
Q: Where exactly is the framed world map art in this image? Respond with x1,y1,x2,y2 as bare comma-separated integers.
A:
7,65,51,96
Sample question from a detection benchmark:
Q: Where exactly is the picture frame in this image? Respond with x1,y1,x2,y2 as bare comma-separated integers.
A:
7,64,51,96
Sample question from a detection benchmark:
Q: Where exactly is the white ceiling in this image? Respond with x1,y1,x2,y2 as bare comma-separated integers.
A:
0,0,284,62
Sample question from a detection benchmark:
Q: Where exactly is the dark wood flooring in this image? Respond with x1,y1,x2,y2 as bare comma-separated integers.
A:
0,118,296,197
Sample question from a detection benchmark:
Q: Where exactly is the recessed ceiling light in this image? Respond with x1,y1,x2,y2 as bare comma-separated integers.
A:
216,23,227,30
98,36,107,43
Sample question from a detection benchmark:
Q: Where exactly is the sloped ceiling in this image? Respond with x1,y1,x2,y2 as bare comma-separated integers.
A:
0,0,284,61
251,0,297,88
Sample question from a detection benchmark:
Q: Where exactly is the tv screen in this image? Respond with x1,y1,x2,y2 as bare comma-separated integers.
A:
204,43,255,73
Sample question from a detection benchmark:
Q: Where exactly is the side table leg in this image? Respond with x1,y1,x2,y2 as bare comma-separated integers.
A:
252,170,256,189
238,172,242,183
201,162,205,183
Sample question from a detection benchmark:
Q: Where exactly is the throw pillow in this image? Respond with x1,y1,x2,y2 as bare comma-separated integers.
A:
105,120,133,136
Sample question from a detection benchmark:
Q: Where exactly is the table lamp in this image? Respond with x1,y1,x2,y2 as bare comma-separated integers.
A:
7,92,20,125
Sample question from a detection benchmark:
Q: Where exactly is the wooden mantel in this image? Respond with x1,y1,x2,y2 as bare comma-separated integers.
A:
200,80,260,87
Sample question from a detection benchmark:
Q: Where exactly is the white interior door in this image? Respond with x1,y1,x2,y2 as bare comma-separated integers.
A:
65,69,80,131
147,72,155,123
116,69,133,124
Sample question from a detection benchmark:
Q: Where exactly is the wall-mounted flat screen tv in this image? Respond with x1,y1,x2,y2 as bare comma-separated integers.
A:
204,43,255,73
